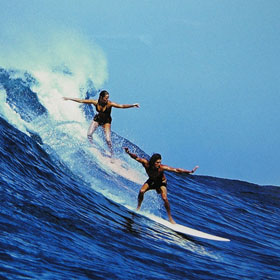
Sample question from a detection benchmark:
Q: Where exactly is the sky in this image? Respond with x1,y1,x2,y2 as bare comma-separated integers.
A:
1,0,279,186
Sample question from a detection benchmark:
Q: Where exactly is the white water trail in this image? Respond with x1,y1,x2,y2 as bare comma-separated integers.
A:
0,26,147,209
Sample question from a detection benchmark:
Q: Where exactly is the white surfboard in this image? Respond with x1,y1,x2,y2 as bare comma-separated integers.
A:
125,205,230,241
147,214,230,242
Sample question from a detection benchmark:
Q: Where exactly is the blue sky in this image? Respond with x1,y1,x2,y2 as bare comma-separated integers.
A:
1,0,279,185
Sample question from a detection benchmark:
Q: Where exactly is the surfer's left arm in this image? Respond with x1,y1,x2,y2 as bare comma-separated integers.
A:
162,165,199,174
110,102,140,109
63,97,97,105
124,147,147,165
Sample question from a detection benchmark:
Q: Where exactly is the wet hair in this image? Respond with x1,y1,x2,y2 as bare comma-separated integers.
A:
149,153,162,168
98,90,109,103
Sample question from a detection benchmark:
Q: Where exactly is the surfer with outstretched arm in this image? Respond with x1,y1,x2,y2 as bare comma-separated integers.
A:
124,147,199,224
63,90,139,157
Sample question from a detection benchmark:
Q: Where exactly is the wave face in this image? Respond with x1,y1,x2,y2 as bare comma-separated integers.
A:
0,68,280,280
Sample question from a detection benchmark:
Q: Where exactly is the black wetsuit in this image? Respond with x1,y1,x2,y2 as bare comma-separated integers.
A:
93,103,112,125
144,166,167,193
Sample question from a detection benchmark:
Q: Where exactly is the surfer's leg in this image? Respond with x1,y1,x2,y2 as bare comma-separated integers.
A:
87,121,99,144
137,183,150,211
103,123,113,156
160,186,175,224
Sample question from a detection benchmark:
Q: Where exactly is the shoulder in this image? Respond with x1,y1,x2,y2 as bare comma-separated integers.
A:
140,159,149,167
107,100,114,107
160,164,173,171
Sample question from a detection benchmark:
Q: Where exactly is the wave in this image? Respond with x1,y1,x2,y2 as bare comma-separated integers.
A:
1,66,280,280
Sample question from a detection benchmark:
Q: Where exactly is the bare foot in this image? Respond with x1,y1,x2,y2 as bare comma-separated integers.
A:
169,218,176,224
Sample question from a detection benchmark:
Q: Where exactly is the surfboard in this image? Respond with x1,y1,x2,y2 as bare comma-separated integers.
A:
133,210,230,242
149,215,230,241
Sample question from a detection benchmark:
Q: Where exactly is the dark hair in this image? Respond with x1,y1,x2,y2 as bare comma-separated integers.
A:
98,90,109,103
149,153,162,168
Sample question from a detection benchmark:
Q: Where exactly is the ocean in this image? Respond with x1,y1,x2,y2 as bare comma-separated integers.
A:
0,68,279,280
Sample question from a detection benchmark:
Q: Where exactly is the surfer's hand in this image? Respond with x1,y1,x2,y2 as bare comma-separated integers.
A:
124,147,129,153
63,97,69,101
191,166,199,173
133,103,140,108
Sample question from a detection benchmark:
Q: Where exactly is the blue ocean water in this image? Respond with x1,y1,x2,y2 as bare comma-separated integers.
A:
0,68,279,280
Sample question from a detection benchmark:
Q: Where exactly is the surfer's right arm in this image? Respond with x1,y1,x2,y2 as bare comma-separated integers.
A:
161,165,199,174
63,97,97,105
124,147,148,165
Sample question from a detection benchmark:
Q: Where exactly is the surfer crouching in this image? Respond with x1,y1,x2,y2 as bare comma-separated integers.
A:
124,147,199,224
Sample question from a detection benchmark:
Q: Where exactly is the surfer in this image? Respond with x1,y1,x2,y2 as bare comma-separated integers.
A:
124,147,199,224
63,90,139,156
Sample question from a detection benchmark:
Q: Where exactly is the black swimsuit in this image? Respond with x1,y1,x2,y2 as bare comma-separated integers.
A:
93,103,112,125
144,166,167,194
